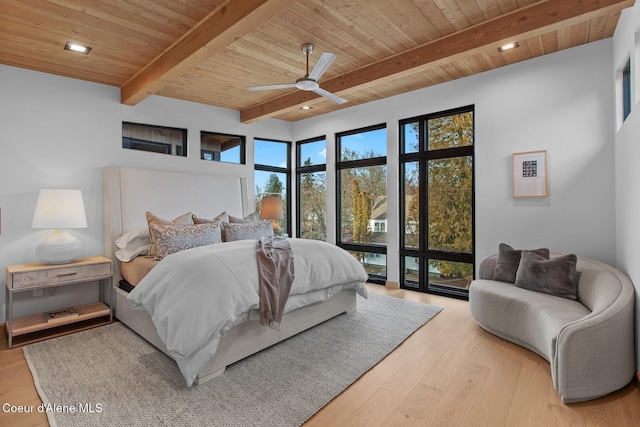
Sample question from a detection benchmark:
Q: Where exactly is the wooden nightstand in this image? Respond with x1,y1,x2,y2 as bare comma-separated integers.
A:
6,256,113,348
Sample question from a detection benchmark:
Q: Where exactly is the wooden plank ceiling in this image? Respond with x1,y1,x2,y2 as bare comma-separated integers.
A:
0,0,634,123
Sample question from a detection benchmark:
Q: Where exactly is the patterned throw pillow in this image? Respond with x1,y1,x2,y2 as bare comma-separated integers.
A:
146,211,194,256
223,220,273,242
150,222,222,259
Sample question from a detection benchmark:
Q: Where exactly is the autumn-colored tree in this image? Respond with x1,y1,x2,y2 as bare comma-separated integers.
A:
340,148,386,244
351,179,372,243
404,164,420,248
350,179,372,264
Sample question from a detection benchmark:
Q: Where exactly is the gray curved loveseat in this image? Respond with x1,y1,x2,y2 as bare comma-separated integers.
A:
469,253,635,403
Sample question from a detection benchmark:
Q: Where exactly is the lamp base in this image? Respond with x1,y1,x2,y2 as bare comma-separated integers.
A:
270,219,281,236
36,229,83,264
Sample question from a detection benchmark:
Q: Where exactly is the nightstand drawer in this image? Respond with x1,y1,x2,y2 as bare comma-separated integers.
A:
9,262,111,289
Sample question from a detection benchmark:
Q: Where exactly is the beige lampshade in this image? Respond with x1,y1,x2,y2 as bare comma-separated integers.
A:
259,196,284,220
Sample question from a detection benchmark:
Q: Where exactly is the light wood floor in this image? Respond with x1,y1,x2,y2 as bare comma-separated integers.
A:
1,284,639,427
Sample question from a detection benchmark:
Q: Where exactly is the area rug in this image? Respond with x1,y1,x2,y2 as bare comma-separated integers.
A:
23,292,442,427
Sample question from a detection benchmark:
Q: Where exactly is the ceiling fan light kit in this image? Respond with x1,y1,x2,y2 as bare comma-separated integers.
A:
248,43,347,104
295,78,319,91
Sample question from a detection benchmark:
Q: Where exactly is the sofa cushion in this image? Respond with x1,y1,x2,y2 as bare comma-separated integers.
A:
515,252,578,300
492,243,550,283
470,279,589,359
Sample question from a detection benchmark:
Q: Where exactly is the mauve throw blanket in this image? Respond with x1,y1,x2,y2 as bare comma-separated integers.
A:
256,235,294,328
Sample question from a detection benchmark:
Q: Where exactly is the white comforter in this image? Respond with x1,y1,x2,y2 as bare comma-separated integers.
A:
127,238,369,386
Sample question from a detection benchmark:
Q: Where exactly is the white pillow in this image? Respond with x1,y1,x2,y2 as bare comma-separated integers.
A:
115,227,151,262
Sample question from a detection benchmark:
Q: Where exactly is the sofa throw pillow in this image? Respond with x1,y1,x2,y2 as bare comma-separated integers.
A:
146,211,194,256
150,222,222,259
514,251,579,300
223,220,273,242
492,243,550,283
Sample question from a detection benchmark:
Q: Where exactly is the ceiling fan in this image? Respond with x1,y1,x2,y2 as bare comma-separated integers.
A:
247,43,347,104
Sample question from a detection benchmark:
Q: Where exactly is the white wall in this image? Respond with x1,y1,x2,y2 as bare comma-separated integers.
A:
293,39,617,284
613,2,640,371
0,38,618,325
0,65,292,321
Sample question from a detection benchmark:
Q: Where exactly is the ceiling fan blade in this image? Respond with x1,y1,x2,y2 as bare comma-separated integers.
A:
313,87,348,104
247,83,296,91
308,52,336,81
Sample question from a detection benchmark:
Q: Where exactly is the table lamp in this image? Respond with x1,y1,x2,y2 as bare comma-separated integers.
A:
260,196,284,235
31,189,88,264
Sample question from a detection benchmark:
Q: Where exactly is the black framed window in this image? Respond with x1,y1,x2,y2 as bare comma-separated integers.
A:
200,131,245,164
254,138,291,236
623,58,632,122
122,122,187,156
336,124,387,284
400,106,475,299
296,136,327,240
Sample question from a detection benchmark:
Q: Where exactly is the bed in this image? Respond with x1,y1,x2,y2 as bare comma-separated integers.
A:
103,166,368,386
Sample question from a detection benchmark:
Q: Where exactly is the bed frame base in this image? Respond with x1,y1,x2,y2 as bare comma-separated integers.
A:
114,286,357,384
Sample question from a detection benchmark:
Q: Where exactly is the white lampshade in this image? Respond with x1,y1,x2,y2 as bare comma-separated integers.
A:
32,189,88,229
31,189,88,264
259,196,284,220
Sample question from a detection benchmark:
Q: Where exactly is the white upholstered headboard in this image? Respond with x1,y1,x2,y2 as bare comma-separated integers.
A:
104,166,250,283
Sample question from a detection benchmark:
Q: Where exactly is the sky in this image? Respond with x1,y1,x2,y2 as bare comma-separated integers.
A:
253,129,387,191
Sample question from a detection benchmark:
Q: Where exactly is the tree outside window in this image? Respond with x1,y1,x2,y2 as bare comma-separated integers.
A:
297,138,327,240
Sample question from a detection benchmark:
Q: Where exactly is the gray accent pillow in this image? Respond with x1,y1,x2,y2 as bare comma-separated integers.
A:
515,251,578,300
493,243,550,283
150,222,222,259
223,220,273,242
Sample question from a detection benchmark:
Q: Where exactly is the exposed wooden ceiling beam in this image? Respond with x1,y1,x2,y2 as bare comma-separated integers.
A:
240,0,633,123
120,0,298,105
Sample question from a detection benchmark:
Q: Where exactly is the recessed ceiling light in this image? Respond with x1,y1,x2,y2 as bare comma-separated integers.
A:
64,42,92,55
498,42,519,52
300,105,313,110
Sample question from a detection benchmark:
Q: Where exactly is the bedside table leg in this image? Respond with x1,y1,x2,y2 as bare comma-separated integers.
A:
7,291,13,349
108,277,113,322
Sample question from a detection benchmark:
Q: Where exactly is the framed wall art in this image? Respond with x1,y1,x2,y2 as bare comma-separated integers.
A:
512,150,548,197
